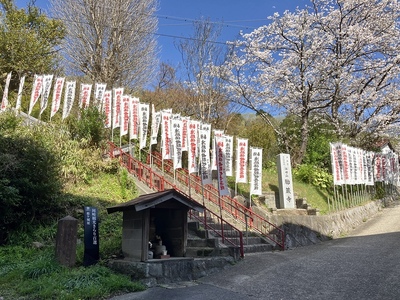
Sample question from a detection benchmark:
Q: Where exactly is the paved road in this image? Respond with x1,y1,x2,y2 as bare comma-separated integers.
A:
111,200,400,300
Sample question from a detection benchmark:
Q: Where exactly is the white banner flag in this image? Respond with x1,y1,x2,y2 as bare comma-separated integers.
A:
250,148,263,196
139,103,150,149
1,72,12,111
102,90,112,128
94,83,106,108
79,83,92,109
349,147,357,185
211,130,224,170
120,95,130,137
15,75,25,112
29,75,43,115
215,136,229,196
62,81,76,120
188,120,199,173
40,74,53,115
199,129,212,185
366,151,375,186
129,97,140,140
236,138,248,183
161,111,172,160
200,123,211,152
182,117,190,151
150,104,161,145
171,117,183,169
224,135,233,177
330,143,343,186
341,144,350,184
112,87,123,129
50,77,64,119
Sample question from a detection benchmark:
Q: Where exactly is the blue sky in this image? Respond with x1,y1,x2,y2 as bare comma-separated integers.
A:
15,0,309,67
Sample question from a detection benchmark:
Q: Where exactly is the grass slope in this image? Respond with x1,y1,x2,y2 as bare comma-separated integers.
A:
0,170,144,300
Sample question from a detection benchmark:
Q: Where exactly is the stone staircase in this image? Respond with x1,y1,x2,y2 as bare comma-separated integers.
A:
186,218,275,258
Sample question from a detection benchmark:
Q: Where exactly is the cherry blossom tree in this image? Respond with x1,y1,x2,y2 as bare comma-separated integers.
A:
312,0,400,139
218,0,400,165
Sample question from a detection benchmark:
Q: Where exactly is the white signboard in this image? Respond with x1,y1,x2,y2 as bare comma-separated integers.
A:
277,153,295,209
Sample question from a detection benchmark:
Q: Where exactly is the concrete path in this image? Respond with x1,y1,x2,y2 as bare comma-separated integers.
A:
110,200,400,300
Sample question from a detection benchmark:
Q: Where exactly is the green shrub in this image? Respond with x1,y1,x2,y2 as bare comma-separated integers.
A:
294,164,333,190
0,117,64,244
66,106,108,148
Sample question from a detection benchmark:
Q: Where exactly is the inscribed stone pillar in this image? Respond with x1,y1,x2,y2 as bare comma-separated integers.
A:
55,216,78,267
277,153,295,209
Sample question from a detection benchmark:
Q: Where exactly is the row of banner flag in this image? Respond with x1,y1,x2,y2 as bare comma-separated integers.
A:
0,73,264,197
330,143,399,186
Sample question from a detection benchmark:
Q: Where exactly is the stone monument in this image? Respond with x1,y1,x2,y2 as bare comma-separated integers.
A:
55,216,78,267
277,153,295,209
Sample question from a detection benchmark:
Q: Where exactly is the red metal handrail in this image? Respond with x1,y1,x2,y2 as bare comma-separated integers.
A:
189,209,244,258
107,142,246,257
148,150,285,250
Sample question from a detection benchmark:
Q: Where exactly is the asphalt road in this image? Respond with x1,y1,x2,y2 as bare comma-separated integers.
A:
111,200,400,300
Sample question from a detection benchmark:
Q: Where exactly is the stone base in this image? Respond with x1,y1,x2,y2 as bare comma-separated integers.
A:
108,256,236,287
276,208,308,216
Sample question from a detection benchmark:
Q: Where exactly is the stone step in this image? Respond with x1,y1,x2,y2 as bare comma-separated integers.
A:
243,243,274,253
187,238,218,248
185,246,231,258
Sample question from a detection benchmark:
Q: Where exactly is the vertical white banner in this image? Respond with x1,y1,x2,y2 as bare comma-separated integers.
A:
330,143,343,186
112,87,123,129
362,150,368,185
224,135,233,177
94,83,106,108
188,120,199,173
200,123,212,152
215,136,229,196
102,90,112,128
40,74,53,115
199,129,212,185
236,138,248,183
357,148,364,184
129,97,140,140
366,151,375,186
171,116,183,169
15,75,25,112
181,117,190,151
50,77,65,119
382,154,388,183
341,144,350,184
250,148,263,196
161,111,172,160
139,103,150,149
211,130,224,170
1,72,12,111
29,75,43,115
374,153,383,182
120,95,130,137
150,105,161,145
79,83,92,109
62,81,76,120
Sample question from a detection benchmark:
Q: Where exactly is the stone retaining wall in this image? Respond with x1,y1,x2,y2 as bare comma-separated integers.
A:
268,197,393,249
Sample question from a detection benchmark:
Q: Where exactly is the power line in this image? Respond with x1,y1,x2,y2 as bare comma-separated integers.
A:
155,14,260,30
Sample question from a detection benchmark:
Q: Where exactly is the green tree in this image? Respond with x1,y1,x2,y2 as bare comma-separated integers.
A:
241,114,279,167
0,112,63,244
0,0,65,86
